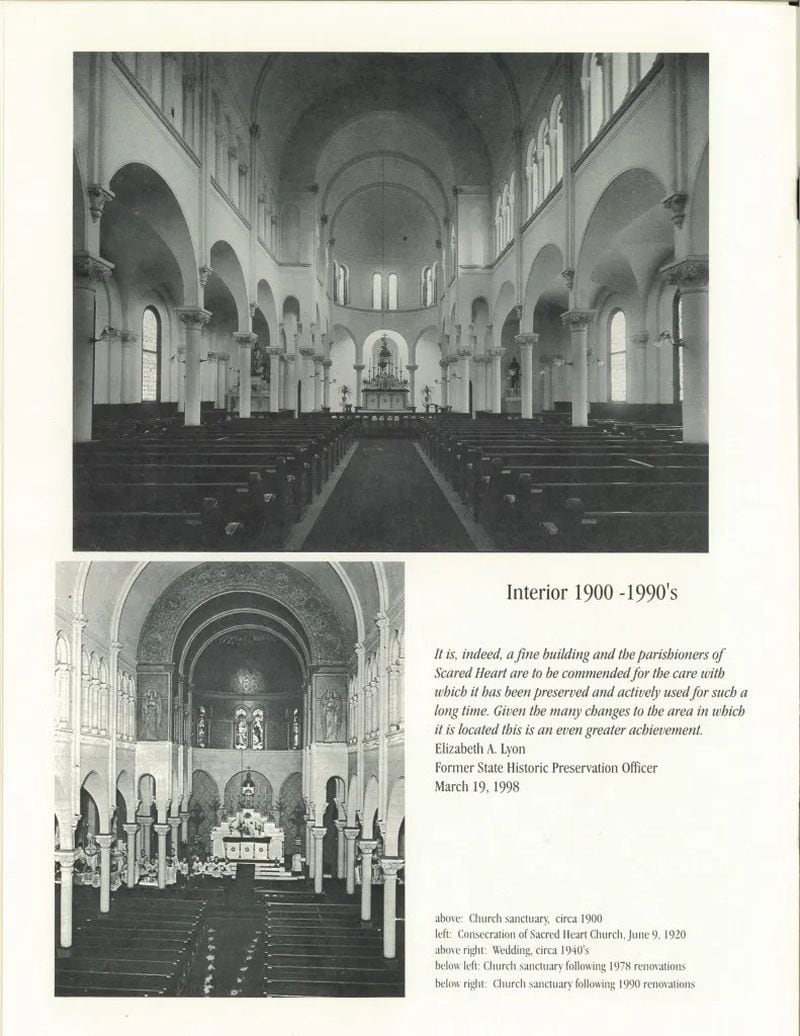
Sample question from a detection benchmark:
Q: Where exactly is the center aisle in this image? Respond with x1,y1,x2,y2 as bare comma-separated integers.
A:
301,439,473,551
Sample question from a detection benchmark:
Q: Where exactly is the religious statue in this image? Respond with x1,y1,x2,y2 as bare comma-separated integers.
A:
234,710,248,750
141,687,162,740
250,344,266,379
422,385,433,409
289,707,301,749
507,356,521,392
323,688,342,741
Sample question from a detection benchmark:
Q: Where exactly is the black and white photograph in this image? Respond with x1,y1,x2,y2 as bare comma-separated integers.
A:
73,51,709,553
54,560,405,997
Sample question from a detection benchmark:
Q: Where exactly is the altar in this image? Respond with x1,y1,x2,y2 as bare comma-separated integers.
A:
211,808,284,862
227,378,270,414
361,339,410,411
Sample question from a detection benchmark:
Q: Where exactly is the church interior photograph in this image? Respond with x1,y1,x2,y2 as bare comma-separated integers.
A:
73,52,708,552
54,560,405,997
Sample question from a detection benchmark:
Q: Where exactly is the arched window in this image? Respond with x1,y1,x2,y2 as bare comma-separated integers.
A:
234,707,248,750
495,194,504,254
141,306,160,402
609,309,627,402
525,137,539,216
55,632,71,729
537,119,552,198
372,272,383,310
196,705,207,748
509,173,517,238
501,184,511,246
589,53,604,140
252,707,265,750
551,97,564,184
422,265,435,307
672,290,685,403
388,273,398,311
611,53,629,111
335,263,349,305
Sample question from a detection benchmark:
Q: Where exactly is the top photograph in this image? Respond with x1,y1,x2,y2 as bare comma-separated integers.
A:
73,52,708,553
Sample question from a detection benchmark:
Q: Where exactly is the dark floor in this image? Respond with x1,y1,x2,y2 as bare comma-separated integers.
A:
302,439,472,551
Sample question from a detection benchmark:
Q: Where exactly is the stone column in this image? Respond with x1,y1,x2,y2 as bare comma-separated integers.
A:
283,354,297,415
344,827,359,895
179,810,191,845
154,823,170,889
234,331,257,418
439,359,449,409
176,345,186,412
139,816,153,860
96,833,115,914
334,819,347,879
168,816,181,859
666,256,709,443
56,849,77,948
267,348,282,413
489,348,504,413
319,358,332,410
405,364,418,410
632,332,650,403
122,823,139,889
176,308,212,426
73,253,114,442
353,363,365,408
305,819,315,877
208,352,227,409
358,839,379,921
311,826,326,895
379,858,404,959
515,333,539,419
561,310,595,427
299,347,315,413
313,355,324,411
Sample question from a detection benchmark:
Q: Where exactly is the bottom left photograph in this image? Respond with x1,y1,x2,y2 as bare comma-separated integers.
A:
54,560,405,997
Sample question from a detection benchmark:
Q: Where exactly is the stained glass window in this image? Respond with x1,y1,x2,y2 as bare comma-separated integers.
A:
196,705,207,748
234,707,248,750
142,307,160,401
252,708,265,750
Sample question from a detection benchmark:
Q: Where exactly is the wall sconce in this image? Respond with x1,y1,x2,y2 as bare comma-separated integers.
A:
657,331,684,349
90,325,118,344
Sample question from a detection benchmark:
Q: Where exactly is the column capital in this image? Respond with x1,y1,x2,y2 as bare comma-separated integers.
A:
87,185,115,223
313,353,325,364
283,353,297,364
110,640,123,653
439,359,448,369
358,839,379,855
198,264,213,287
514,333,540,348
299,347,316,358
343,827,360,842
561,268,575,291
179,810,191,822
137,815,154,828
561,309,596,330
321,358,333,369
266,346,284,357
353,363,365,371
375,612,390,630
663,255,708,290
661,191,689,228
95,833,115,850
632,332,650,347
228,144,239,160
176,307,212,330
233,331,258,347
154,823,170,837
121,823,139,836
167,816,181,830
73,251,114,286
488,347,504,359
72,613,88,631
334,819,347,832
55,848,78,870
311,825,327,840
405,364,418,372
379,856,404,879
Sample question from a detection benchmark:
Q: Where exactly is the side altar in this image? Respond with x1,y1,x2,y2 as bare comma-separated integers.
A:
227,376,270,414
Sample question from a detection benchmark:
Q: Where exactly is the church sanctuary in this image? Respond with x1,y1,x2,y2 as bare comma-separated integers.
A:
73,53,708,552
54,561,405,997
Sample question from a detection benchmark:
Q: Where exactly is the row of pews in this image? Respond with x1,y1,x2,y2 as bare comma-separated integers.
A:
55,892,205,996
421,417,709,551
263,891,404,997
74,415,353,550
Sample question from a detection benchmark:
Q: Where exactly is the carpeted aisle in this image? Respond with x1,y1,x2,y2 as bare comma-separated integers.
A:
301,439,473,551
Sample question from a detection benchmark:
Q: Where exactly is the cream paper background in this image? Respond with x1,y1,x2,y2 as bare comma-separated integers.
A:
2,2,797,1034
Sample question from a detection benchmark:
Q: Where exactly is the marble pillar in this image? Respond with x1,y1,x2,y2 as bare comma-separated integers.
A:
489,348,504,413
379,858,404,959
177,308,212,426
334,819,346,879
234,331,257,418
561,310,595,427
344,827,359,895
312,826,326,895
73,253,114,442
405,364,418,410
321,359,332,409
154,823,170,889
353,363,365,408
515,333,539,419
122,822,138,889
666,256,709,444
138,816,153,860
56,849,77,948
358,839,378,922
168,816,181,859
96,833,115,914
268,348,282,412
